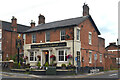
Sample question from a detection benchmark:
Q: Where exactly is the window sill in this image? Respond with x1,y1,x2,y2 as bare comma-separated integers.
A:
29,61,37,62
89,43,92,45
89,62,92,64
58,61,68,62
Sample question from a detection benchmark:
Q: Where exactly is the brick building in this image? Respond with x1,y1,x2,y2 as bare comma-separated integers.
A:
105,42,120,70
1,17,30,61
24,3,106,70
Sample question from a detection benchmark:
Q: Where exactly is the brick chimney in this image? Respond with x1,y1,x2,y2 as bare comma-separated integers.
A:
38,14,45,24
30,20,35,28
83,3,89,16
11,16,17,31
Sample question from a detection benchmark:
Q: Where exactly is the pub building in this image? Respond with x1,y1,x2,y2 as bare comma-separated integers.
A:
24,4,105,69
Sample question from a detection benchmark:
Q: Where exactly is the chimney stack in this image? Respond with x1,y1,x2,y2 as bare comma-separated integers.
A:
109,42,116,45
11,16,17,31
38,14,45,24
30,20,35,28
83,3,89,16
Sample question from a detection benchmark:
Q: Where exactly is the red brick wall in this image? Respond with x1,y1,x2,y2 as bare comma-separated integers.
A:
105,45,119,70
79,19,105,68
2,30,24,61
26,28,73,44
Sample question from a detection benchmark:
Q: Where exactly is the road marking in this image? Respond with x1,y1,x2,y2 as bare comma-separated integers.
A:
29,75,40,78
109,73,117,76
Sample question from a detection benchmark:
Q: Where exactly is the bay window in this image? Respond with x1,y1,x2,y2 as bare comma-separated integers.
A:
30,51,37,62
58,50,67,62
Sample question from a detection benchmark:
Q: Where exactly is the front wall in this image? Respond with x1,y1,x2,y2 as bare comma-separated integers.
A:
24,27,81,66
2,30,24,60
79,19,104,68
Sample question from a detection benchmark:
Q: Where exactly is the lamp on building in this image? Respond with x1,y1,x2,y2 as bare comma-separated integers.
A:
45,52,48,54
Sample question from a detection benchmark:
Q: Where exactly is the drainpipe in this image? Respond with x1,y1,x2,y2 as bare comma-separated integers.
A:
73,27,74,65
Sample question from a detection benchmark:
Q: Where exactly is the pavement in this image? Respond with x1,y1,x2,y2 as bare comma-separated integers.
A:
0,70,119,79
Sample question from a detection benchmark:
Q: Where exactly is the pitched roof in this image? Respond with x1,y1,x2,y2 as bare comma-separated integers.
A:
25,15,101,35
1,21,30,33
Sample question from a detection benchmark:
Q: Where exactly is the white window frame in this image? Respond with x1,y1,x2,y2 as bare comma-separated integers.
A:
45,32,50,42
0,42,1,50
60,29,66,41
0,31,2,39
23,34,26,40
58,49,67,62
29,51,37,62
89,51,92,63
89,32,92,45
100,54,102,63
76,28,80,40
32,33,36,43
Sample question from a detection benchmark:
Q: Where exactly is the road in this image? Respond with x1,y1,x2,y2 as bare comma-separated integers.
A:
0,70,119,80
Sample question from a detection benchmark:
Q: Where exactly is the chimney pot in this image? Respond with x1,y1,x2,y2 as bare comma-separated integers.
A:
38,14,45,24
11,16,17,31
30,20,35,28
83,3,89,16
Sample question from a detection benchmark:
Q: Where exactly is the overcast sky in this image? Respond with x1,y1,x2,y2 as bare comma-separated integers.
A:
0,0,119,46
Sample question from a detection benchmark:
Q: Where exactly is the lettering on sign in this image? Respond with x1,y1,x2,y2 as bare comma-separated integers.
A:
31,42,67,48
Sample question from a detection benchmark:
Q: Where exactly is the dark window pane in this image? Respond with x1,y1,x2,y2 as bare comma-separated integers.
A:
46,32,50,42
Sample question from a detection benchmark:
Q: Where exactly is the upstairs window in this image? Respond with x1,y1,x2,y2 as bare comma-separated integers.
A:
77,29,80,40
32,34,36,43
61,30,66,40
89,32,92,44
46,32,50,42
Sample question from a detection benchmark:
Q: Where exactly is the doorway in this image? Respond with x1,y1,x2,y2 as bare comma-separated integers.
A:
43,50,49,64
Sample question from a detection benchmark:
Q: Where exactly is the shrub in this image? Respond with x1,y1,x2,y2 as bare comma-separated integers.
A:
18,62,21,69
45,62,49,67
37,61,41,67
61,64,66,67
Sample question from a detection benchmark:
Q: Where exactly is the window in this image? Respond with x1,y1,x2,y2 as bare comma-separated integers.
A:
100,54,102,62
77,29,80,40
89,51,92,63
46,32,50,42
58,50,67,62
0,33,1,39
23,34,26,40
61,30,66,40
89,32,92,44
32,34,36,43
0,42,1,50
30,51,37,61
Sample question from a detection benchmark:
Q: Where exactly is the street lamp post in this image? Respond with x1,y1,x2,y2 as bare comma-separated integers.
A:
16,35,21,64
117,39,119,69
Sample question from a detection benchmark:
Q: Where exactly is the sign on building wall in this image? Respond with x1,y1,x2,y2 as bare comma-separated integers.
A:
77,51,80,68
31,42,67,48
